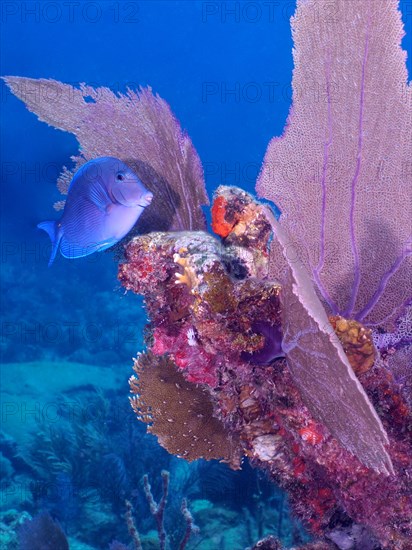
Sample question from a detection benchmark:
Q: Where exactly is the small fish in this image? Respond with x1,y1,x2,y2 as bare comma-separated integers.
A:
38,157,153,266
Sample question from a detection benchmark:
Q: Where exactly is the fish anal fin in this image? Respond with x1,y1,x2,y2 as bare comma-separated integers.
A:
60,237,117,258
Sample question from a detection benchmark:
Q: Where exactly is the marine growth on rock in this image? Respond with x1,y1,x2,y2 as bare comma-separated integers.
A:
120,186,412,549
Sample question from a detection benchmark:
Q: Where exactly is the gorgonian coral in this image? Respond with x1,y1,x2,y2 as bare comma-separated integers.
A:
257,0,411,330
253,0,412,478
3,77,208,232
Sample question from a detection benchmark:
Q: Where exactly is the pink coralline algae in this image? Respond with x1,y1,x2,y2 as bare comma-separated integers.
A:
5,0,411,548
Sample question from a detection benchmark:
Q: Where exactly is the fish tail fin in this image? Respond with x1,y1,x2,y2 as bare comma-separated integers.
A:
37,221,62,266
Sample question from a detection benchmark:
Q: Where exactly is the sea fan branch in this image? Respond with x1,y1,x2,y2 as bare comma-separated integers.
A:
345,26,371,317
356,247,412,322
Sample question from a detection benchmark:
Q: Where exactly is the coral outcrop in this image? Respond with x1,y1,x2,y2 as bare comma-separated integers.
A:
120,187,412,548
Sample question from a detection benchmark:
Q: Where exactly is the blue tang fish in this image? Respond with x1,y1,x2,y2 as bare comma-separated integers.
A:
38,157,153,266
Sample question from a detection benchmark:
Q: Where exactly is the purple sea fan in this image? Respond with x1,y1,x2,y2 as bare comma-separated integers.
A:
254,0,412,474
257,0,411,330
263,207,393,475
3,77,209,232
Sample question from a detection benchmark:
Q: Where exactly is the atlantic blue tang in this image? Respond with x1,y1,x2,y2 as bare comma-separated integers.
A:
38,157,153,266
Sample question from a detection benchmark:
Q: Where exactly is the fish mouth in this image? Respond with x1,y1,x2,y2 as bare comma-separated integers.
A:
138,193,153,207
114,189,153,208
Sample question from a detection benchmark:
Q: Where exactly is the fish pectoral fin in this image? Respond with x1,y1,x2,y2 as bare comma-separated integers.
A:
88,181,112,212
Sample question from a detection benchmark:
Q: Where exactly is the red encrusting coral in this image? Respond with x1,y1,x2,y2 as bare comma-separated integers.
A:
211,195,235,237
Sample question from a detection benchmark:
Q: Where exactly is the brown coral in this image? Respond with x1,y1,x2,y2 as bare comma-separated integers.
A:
129,352,242,468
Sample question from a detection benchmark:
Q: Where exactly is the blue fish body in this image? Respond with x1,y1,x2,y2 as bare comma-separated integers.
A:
38,157,153,266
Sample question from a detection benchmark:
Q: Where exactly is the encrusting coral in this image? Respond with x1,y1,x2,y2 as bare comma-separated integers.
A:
119,200,280,390
328,316,376,376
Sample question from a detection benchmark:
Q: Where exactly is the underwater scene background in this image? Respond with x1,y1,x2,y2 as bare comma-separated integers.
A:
1,1,411,549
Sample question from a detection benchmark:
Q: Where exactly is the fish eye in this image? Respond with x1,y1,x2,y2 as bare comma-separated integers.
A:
116,172,125,181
